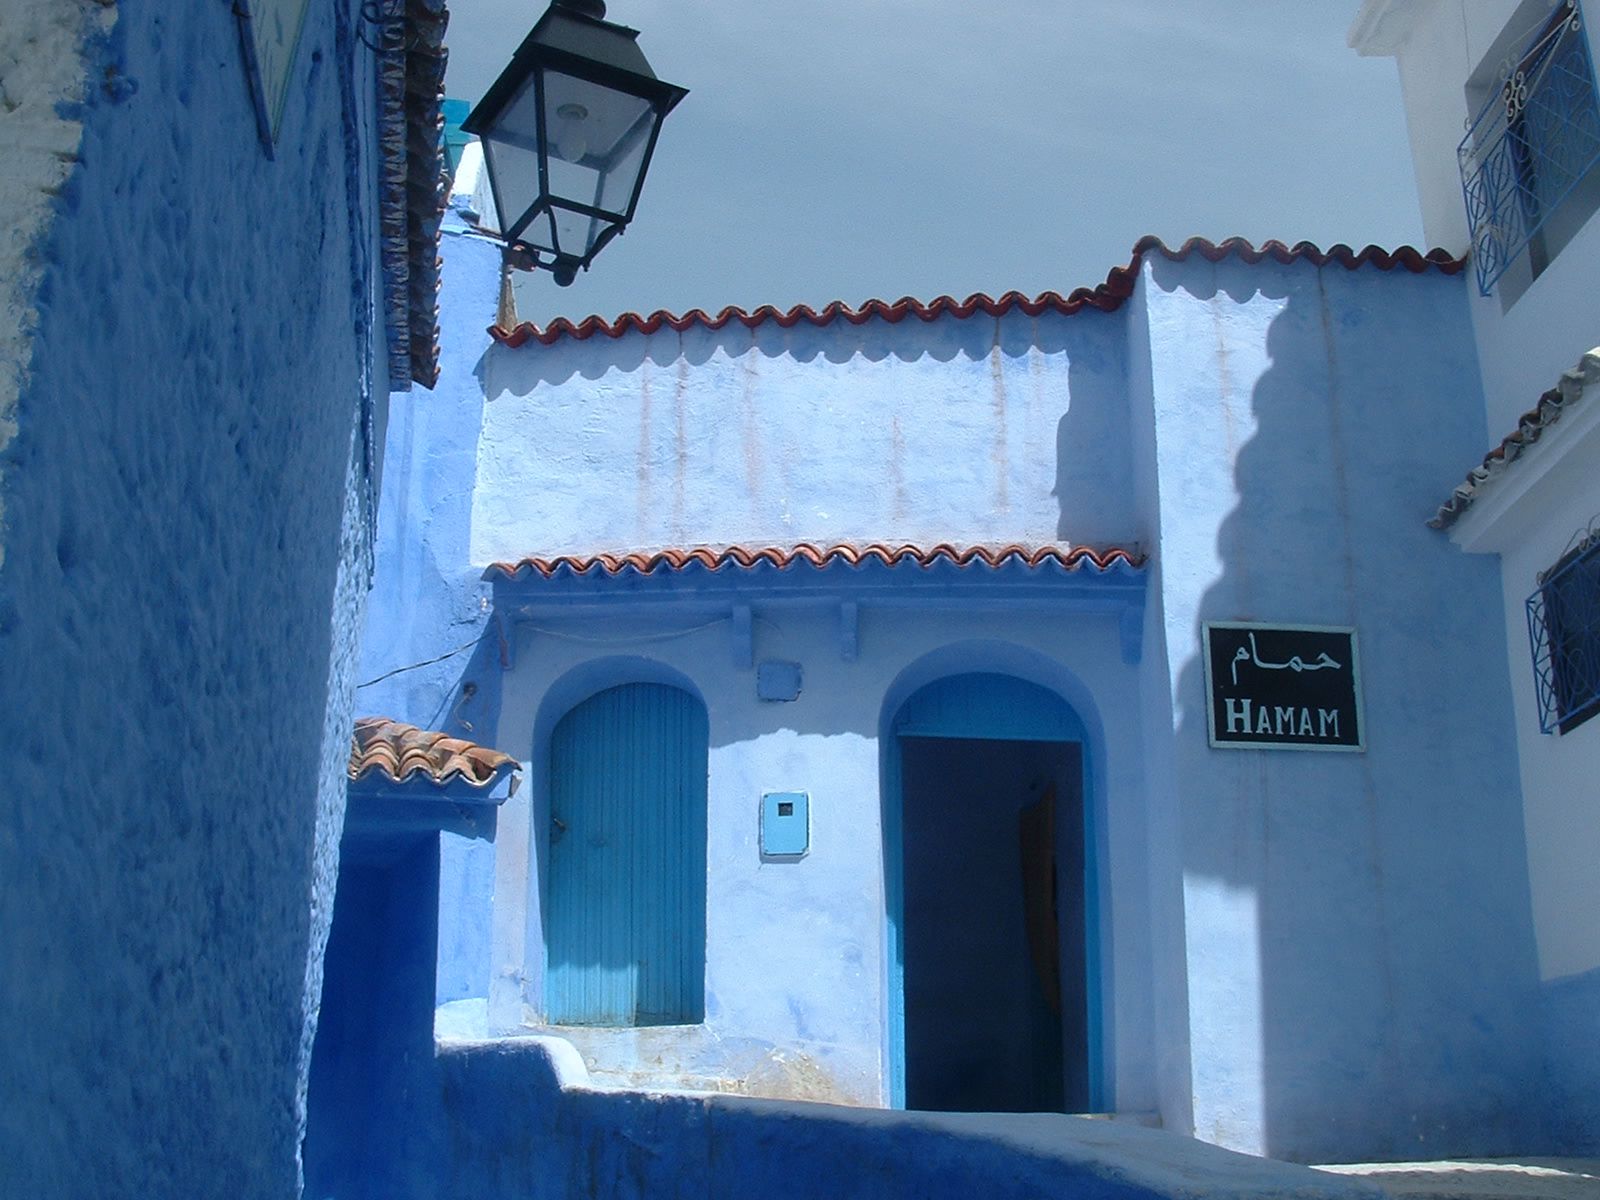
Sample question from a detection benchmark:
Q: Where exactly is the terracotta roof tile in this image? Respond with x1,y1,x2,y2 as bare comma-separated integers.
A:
487,236,1465,348
348,717,518,790
379,0,449,390
1431,349,1600,529
485,542,1145,581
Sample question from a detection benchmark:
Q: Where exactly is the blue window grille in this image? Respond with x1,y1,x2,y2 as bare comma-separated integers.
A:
1527,527,1600,734
1458,0,1600,295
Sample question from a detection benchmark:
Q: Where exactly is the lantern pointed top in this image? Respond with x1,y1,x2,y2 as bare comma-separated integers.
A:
554,0,606,17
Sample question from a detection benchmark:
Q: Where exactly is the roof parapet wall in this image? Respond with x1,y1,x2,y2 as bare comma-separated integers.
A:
487,237,1464,349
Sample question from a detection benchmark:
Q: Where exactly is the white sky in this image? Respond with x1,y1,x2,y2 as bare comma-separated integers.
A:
444,1,1422,325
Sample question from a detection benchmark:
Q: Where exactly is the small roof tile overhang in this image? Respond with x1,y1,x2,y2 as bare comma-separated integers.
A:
346,716,519,848
485,543,1150,664
349,716,519,794
1431,349,1600,530
486,236,1464,348
379,0,450,390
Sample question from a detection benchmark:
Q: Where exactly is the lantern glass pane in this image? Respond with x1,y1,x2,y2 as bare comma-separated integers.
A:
551,203,614,260
597,106,656,217
543,70,653,217
518,206,558,256
481,74,544,238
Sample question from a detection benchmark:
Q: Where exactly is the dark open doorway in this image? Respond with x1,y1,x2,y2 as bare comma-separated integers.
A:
898,731,1089,1114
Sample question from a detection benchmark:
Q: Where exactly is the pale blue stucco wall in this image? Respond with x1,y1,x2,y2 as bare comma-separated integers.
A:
467,299,1156,1111
485,613,1151,1109
473,303,1140,560
1133,251,1544,1161
364,233,1572,1168
354,210,506,1009
0,3,386,1195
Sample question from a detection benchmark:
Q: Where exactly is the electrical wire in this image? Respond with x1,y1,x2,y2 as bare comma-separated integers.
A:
356,612,781,689
356,636,482,689
512,613,781,645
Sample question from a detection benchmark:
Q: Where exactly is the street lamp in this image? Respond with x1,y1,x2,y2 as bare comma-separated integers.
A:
463,0,687,286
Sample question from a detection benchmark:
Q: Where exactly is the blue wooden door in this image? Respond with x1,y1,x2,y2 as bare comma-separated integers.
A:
546,682,708,1026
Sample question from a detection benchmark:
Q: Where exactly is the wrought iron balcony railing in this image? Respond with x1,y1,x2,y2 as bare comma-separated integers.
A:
1527,526,1600,734
1458,1,1600,295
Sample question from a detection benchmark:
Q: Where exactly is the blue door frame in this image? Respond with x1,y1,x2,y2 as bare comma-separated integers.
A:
882,673,1104,1110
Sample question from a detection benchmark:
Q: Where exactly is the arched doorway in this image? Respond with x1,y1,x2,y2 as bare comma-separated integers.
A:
545,681,708,1026
884,672,1095,1112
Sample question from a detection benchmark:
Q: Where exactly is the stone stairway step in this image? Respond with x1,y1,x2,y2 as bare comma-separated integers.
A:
1314,1158,1600,1200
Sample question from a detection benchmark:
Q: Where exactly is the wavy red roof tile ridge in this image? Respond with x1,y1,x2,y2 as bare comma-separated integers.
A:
349,716,519,790
488,236,1465,349
1431,347,1600,529
486,541,1146,580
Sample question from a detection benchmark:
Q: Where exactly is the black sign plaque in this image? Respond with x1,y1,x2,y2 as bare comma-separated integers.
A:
1203,623,1364,751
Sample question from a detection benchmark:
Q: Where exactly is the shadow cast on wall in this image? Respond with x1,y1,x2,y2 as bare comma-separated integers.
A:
1149,253,1545,1161
485,303,1084,395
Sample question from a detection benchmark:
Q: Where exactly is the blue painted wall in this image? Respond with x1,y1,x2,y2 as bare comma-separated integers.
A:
1132,252,1544,1160
305,841,443,1200
467,274,1151,1109
431,1038,1375,1200
474,302,1139,561
361,225,1583,1165
1540,965,1600,1151
0,2,386,1195
355,206,506,1010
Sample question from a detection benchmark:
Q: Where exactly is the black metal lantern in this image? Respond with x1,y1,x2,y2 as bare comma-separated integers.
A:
462,0,687,286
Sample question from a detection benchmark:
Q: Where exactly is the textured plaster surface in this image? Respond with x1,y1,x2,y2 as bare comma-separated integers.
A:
1368,0,1600,429
0,0,114,568
1462,449,1600,985
461,282,1149,1107
355,213,505,1006
383,232,1579,1166
435,1037,1385,1200
1357,3,1600,1158
486,611,1151,1112
0,1,382,1195
1457,429,1600,1152
474,302,1139,561
1138,253,1543,1161
1318,1157,1600,1199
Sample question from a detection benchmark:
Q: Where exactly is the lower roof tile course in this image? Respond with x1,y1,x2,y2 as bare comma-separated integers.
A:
485,542,1145,581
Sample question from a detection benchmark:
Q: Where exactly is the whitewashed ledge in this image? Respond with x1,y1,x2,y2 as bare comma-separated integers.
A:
432,1034,1384,1199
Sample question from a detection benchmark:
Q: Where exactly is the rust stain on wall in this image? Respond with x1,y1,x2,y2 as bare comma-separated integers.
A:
741,340,761,506
890,412,908,522
990,324,1010,514
635,362,652,541
673,351,688,539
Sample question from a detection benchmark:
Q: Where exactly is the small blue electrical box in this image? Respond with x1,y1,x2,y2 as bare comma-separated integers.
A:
760,791,810,859
756,660,803,702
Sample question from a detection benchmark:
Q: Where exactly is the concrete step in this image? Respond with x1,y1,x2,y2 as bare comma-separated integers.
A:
1314,1159,1600,1200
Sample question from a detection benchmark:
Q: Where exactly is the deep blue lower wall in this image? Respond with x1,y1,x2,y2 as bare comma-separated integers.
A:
0,2,382,1195
307,840,443,1200
1541,966,1600,1153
